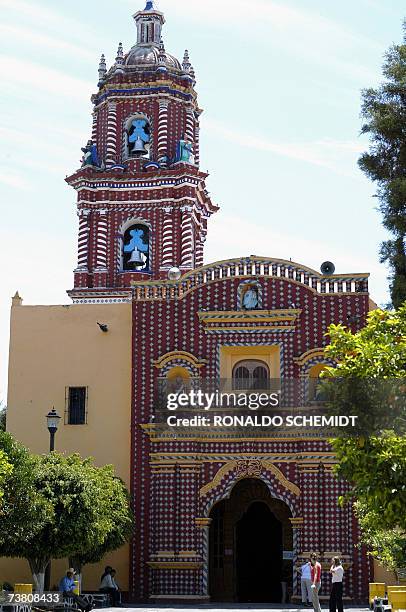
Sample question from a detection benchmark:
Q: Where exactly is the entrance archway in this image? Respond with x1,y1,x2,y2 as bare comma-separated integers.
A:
209,478,293,602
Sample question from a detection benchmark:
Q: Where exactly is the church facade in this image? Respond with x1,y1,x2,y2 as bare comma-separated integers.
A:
5,1,373,602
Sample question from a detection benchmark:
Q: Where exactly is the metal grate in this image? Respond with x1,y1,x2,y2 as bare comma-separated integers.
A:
66,387,87,425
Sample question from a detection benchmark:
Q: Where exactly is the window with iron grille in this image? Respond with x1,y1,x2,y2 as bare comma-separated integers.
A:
66,387,87,425
232,360,270,390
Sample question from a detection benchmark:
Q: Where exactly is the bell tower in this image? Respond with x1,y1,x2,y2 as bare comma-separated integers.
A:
66,0,218,303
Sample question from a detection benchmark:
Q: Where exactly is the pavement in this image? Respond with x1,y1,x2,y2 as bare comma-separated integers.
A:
104,607,369,612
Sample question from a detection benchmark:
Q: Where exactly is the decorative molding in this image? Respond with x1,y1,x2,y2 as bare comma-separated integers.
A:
153,350,207,369
199,461,238,497
198,309,301,333
147,562,202,570
289,517,304,527
195,517,212,528
294,348,335,367
199,459,300,498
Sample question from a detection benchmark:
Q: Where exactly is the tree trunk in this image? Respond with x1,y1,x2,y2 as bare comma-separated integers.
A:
28,558,49,594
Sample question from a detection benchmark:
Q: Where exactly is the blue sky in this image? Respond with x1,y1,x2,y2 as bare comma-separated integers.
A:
0,0,405,402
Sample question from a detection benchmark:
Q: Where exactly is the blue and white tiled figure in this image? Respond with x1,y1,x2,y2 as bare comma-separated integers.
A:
243,287,259,310
176,136,194,164
128,119,150,155
124,229,149,269
81,140,100,167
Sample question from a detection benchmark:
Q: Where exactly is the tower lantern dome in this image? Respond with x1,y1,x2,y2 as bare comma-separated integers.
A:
133,0,165,46
124,1,181,70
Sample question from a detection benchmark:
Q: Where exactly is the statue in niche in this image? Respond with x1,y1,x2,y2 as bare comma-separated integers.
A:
81,140,100,167
128,119,151,156
242,285,259,310
176,134,194,164
123,227,149,270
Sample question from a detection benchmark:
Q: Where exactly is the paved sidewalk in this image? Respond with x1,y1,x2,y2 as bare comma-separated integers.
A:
105,606,369,612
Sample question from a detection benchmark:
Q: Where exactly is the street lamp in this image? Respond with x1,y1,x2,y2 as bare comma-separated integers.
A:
44,408,61,591
46,407,61,452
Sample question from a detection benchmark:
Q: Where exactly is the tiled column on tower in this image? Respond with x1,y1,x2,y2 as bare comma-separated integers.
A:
74,209,90,287
158,99,169,166
91,111,98,143
185,106,195,157
161,207,174,269
76,210,90,271
94,210,108,287
106,102,118,168
195,229,206,268
194,116,200,167
180,206,194,269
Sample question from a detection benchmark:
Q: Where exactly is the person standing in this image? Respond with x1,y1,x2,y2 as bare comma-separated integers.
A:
310,553,322,612
329,556,344,612
301,558,313,607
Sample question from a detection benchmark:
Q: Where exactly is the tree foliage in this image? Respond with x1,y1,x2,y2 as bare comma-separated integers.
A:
354,501,406,577
325,305,406,378
0,449,12,505
0,433,51,557
70,476,133,573
358,24,406,307
323,305,406,573
0,402,7,431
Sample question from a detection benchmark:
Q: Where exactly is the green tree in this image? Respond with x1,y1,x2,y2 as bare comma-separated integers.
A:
0,449,12,504
354,501,406,579
358,24,406,308
323,305,406,574
0,438,134,593
25,453,133,592
0,402,7,431
69,476,133,580
0,433,52,590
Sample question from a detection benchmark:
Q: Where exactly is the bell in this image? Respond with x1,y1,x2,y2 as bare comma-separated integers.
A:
132,136,148,156
128,247,145,265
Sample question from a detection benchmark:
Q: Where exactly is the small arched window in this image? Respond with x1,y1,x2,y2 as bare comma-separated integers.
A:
308,364,327,402
232,360,269,390
122,223,150,272
166,366,191,395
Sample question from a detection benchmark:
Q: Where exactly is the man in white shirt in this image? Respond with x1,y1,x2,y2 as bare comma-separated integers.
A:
301,559,313,607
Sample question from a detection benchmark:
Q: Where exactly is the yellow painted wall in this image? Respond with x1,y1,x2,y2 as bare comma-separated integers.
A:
373,559,397,586
1,298,132,590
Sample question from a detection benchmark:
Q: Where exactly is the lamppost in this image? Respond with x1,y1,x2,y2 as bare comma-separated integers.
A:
46,407,61,452
45,408,60,590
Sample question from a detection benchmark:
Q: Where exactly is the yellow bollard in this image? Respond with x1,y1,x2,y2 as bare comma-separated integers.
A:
387,585,406,598
73,580,80,595
369,583,386,605
389,590,406,612
14,584,33,594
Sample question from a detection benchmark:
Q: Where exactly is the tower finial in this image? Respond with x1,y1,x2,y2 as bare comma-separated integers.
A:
98,53,107,85
144,0,154,10
115,42,125,74
182,49,191,73
157,37,167,72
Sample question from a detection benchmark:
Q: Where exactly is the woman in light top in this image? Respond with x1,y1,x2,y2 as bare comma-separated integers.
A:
329,556,344,612
100,567,121,607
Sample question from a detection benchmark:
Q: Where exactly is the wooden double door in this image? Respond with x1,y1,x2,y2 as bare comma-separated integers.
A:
209,478,293,602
